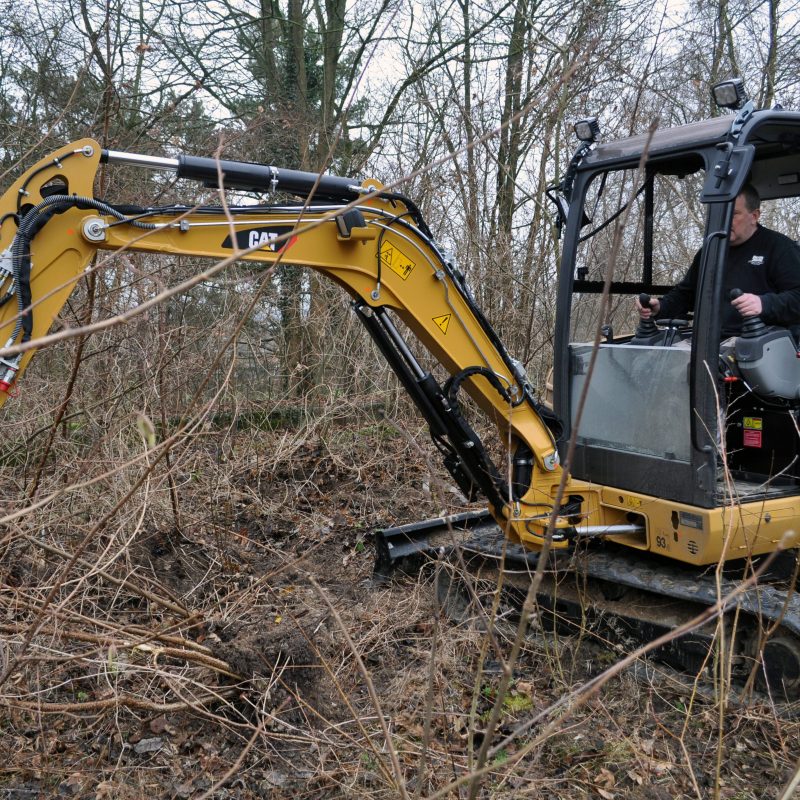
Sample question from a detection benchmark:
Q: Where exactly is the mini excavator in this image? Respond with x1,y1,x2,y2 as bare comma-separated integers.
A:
2,79,800,695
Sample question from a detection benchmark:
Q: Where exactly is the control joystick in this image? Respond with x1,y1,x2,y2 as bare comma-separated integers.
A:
730,288,767,338
635,293,659,338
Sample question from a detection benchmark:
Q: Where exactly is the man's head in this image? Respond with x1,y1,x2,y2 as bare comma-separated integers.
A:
730,183,761,246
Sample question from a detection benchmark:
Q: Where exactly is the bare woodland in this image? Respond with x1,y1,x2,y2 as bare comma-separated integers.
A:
1,0,800,797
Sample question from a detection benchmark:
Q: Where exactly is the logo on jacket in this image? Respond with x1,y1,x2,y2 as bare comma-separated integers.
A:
749,255,765,266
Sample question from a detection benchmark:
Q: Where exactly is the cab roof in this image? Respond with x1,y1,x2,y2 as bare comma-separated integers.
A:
579,109,800,199
583,115,733,168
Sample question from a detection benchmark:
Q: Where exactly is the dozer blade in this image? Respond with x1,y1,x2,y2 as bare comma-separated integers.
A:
373,509,513,578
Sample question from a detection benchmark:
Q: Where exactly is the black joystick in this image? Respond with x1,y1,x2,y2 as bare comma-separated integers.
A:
730,288,767,338
635,293,659,338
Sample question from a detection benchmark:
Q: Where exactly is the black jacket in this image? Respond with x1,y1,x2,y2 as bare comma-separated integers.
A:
658,225,800,336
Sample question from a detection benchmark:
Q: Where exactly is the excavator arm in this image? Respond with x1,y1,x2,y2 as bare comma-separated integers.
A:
0,138,589,550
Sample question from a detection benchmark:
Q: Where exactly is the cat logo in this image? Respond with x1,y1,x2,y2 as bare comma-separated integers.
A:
249,230,279,250
221,226,295,251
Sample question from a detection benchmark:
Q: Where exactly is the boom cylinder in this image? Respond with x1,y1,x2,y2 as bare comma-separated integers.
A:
102,148,364,202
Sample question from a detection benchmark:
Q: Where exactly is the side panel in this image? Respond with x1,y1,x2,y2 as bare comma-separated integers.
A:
569,344,691,461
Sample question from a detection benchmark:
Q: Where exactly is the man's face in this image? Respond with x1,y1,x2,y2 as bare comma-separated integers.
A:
730,194,760,246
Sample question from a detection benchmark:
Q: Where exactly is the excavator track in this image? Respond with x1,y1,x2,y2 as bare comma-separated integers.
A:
374,511,800,700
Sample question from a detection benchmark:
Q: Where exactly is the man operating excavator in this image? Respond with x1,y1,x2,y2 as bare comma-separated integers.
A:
635,184,800,334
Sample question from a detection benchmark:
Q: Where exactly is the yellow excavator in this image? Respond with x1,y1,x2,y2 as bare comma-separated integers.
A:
1,79,799,695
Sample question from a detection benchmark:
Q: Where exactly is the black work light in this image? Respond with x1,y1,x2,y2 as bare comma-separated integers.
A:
712,78,749,111
574,117,601,143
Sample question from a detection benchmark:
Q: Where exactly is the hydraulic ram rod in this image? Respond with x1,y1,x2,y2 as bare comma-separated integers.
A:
101,148,365,201
102,150,180,170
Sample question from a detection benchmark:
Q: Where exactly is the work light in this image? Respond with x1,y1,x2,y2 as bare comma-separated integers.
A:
712,79,748,111
574,117,601,143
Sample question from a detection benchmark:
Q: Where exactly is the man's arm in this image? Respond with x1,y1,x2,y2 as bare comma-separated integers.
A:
759,238,800,326
656,250,701,320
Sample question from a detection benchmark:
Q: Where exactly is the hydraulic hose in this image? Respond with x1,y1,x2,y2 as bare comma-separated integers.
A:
6,195,157,347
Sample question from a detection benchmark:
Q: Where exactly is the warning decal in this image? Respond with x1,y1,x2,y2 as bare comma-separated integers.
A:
433,314,451,334
743,416,763,447
743,429,762,448
380,241,415,280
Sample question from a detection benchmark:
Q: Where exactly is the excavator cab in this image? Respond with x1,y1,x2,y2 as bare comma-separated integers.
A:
552,104,800,514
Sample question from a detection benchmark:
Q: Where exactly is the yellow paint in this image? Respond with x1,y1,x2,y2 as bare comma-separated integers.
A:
0,139,565,555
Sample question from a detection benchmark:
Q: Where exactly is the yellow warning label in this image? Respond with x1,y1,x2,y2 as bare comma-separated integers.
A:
433,314,451,334
380,242,415,280
743,417,763,430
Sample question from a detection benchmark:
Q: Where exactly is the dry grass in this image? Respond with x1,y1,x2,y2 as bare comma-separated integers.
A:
1,396,799,799
0,305,796,800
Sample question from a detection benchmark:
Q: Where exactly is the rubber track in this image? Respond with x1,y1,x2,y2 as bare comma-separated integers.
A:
377,511,800,635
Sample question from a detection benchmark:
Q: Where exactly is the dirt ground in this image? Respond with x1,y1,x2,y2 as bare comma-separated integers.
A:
1,422,799,799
